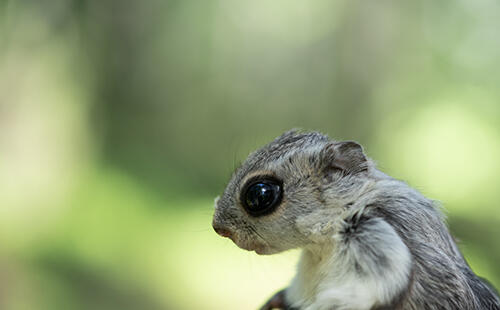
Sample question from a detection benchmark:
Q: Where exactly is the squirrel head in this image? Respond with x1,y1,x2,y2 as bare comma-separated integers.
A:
213,129,372,254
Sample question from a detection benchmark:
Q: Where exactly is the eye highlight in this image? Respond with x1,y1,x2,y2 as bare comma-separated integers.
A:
241,177,283,216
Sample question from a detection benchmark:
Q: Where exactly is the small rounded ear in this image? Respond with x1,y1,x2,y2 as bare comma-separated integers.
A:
319,141,368,175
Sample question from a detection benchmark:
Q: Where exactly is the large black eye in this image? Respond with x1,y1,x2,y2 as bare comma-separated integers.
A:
242,177,283,216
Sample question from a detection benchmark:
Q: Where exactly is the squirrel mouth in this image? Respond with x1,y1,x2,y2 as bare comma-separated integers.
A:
253,246,269,255
236,241,272,255
220,231,273,255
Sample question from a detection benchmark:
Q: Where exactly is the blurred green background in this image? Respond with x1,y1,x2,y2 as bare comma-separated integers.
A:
1,0,500,309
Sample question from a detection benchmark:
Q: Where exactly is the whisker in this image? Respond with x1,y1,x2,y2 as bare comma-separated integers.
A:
248,225,269,246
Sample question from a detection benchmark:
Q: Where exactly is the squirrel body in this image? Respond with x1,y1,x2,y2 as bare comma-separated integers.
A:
213,130,500,310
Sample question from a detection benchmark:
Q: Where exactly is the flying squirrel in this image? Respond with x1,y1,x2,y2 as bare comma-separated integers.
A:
212,129,500,310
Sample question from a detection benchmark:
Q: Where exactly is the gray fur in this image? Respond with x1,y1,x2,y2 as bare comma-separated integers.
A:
213,129,500,310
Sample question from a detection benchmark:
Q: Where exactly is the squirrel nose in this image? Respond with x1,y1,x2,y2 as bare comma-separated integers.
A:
212,221,233,239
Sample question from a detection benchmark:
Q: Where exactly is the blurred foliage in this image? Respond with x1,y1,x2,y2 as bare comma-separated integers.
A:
0,0,499,309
